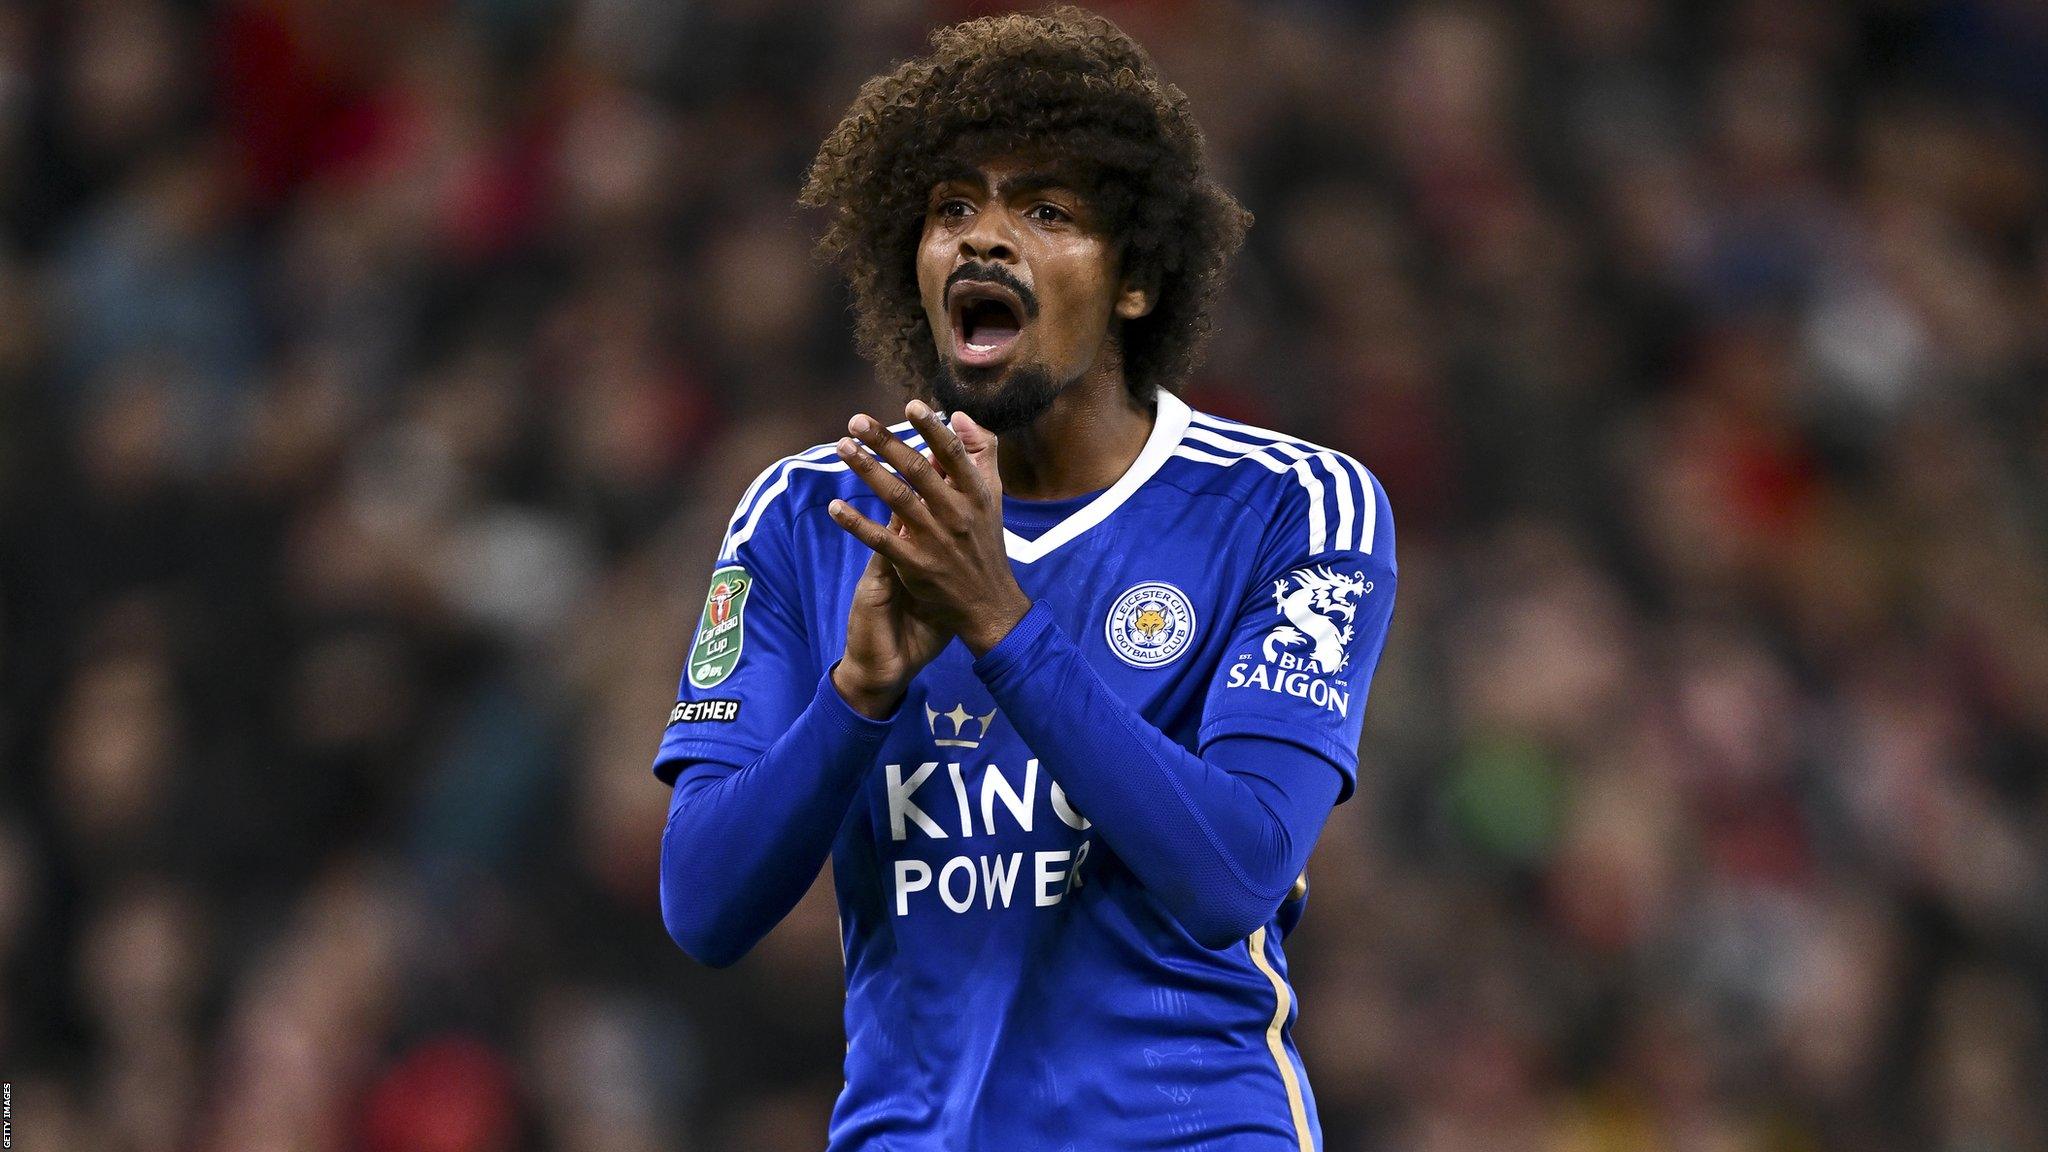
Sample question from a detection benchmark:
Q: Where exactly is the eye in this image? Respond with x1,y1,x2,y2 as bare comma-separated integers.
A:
934,198,972,220
1026,202,1071,224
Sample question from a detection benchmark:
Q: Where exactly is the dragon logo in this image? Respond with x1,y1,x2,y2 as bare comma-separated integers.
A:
1263,565,1371,674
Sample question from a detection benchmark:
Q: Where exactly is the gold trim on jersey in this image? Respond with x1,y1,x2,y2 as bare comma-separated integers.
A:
1247,926,1313,1152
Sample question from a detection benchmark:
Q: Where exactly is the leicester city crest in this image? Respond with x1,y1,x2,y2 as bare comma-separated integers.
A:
1105,582,1197,668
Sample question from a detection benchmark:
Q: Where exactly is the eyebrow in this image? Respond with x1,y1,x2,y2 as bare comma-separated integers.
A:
995,170,1075,198
931,168,1082,200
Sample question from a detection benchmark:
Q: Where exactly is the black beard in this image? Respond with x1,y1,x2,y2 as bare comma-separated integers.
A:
930,360,1066,435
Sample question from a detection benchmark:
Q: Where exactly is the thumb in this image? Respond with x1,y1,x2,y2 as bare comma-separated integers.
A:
950,410,1002,496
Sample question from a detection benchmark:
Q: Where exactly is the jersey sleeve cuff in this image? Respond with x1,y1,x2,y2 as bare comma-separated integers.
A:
1198,718,1359,804
655,668,895,785
818,660,907,733
971,599,1057,687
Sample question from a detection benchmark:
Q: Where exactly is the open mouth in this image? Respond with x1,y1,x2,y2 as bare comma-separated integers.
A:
949,282,1027,367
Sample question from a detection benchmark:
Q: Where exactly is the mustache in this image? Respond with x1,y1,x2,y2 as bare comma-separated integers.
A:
945,262,1039,319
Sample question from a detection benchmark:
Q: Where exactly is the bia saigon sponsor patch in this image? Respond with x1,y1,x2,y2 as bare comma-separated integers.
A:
1262,563,1370,674
1224,563,1374,715
688,566,752,688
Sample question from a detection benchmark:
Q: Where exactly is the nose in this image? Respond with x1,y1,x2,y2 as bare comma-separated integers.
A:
959,205,1017,263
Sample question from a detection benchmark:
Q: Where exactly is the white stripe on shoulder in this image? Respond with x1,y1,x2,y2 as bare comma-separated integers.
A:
721,453,846,560
721,443,838,543
1350,461,1381,555
1196,412,1384,557
718,428,931,562
1178,417,1373,553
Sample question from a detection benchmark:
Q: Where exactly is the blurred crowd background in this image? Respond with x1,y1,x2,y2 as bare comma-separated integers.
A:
1,0,2045,1149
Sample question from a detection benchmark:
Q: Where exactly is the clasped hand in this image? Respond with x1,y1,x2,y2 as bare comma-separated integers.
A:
826,400,1032,717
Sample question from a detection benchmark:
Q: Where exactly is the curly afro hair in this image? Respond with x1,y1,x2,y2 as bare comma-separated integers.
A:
800,6,1250,402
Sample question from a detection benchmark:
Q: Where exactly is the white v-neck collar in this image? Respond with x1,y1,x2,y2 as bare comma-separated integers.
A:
1002,390,1190,564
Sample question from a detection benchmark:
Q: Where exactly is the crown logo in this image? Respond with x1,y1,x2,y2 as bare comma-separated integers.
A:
925,702,998,748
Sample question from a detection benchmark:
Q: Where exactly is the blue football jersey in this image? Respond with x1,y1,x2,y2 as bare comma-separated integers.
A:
655,391,1396,1151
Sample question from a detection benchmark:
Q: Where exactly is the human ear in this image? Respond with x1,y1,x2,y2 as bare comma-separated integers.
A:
1114,278,1155,320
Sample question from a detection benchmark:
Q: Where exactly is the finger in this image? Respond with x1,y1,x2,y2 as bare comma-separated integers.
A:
828,498,910,561
837,437,934,528
858,540,892,581
904,399,980,496
950,410,1003,498
871,517,916,585
850,540,902,606
849,414,955,509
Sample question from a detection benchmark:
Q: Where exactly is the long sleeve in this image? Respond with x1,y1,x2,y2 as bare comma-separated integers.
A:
660,668,895,967
973,602,1352,949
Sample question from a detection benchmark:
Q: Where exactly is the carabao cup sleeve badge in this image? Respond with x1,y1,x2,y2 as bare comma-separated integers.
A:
689,566,752,688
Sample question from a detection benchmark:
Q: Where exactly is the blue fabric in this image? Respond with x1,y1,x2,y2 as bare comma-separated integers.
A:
661,667,896,967
972,601,1339,947
652,399,1397,1150
661,656,1338,958
1000,486,1103,540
